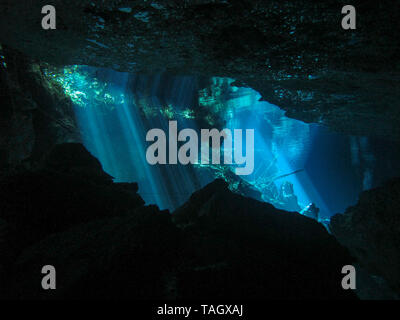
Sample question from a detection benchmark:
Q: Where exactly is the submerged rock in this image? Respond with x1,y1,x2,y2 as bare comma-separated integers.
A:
10,206,180,299
0,47,81,171
0,145,356,299
0,143,144,272
43,143,114,183
330,178,400,298
173,179,355,299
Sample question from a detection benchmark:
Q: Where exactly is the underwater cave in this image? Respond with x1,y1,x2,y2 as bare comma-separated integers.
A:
1,0,400,303
45,66,400,222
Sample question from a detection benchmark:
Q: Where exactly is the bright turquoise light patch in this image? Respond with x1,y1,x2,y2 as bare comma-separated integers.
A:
43,65,125,108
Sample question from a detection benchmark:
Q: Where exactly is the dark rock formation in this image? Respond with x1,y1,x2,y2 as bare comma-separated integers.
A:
10,205,180,299
173,179,355,299
0,144,144,272
0,0,399,139
0,144,355,299
330,178,400,298
0,46,80,172
43,143,114,183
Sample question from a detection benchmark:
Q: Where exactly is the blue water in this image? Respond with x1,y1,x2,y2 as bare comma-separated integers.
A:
73,71,214,211
68,67,400,218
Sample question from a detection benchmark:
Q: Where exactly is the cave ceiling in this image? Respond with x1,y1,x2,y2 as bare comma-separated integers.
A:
0,0,399,139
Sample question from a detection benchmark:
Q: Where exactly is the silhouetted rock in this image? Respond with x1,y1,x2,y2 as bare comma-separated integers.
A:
0,143,144,272
1,167,356,299
0,47,80,170
43,143,114,183
173,179,356,299
9,206,180,299
330,178,400,298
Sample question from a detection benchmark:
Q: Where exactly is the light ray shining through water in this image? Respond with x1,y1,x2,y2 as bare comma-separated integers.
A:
47,66,400,219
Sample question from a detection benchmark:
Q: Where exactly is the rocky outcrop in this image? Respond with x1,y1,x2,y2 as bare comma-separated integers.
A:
0,0,399,139
173,179,355,299
330,178,400,298
0,143,355,299
9,205,180,299
0,47,80,172
0,144,144,270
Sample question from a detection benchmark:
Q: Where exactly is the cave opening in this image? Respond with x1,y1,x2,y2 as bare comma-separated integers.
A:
44,65,400,223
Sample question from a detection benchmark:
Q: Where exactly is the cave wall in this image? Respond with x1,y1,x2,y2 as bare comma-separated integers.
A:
330,178,400,298
0,46,80,171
